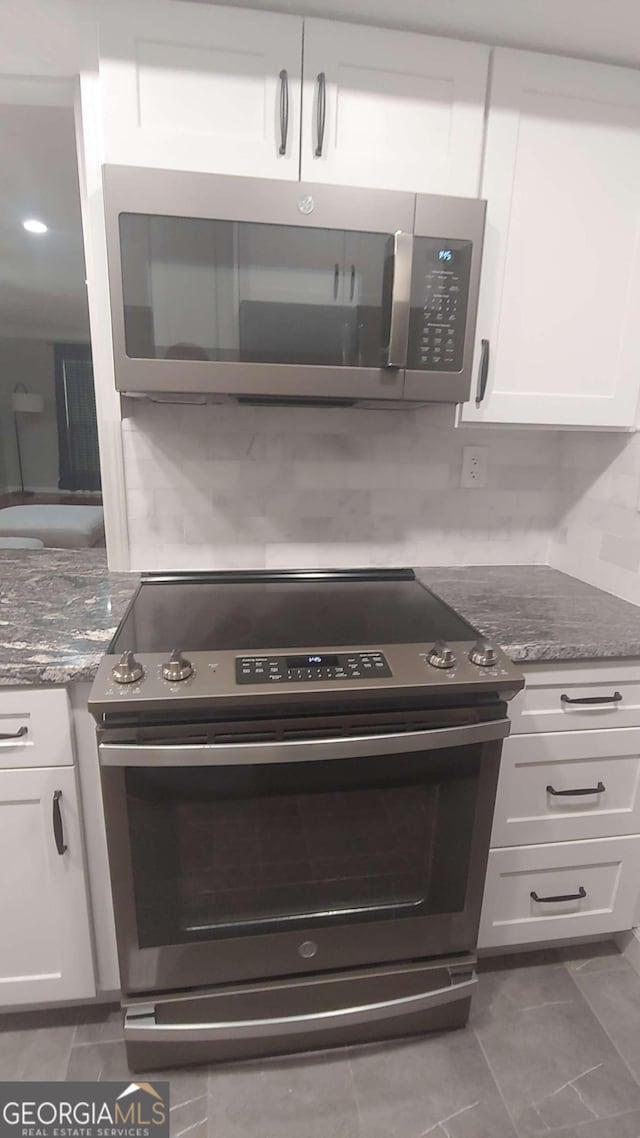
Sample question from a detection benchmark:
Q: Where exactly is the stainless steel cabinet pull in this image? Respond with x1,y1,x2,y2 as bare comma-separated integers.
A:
0,725,27,741
561,692,622,706
531,886,586,904
476,338,490,405
278,69,289,155
52,790,67,855
333,262,340,300
385,230,413,369
349,264,356,301
315,72,326,157
547,781,605,797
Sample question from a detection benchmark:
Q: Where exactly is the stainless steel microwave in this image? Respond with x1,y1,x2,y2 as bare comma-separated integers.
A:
103,166,486,406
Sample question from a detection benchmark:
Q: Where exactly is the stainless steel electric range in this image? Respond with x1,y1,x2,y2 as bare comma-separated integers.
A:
89,568,524,1071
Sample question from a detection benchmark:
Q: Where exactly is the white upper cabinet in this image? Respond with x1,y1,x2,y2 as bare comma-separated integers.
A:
98,0,303,178
462,49,640,429
300,19,489,195
95,3,488,195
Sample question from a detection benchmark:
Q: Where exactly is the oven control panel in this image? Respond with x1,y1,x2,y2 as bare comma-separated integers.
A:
235,651,392,684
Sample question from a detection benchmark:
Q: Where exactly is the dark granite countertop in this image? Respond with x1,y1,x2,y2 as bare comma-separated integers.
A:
2,554,640,685
417,565,640,663
0,549,138,685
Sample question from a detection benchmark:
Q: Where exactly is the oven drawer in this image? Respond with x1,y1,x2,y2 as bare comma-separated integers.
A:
122,954,476,1069
491,728,640,846
478,835,640,949
509,664,640,735
0,688,73,769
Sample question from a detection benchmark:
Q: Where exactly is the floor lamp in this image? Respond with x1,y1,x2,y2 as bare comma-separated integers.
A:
11,387,44,496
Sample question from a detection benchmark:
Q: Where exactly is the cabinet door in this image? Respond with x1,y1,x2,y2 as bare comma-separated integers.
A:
0,766,95,1006
98,0,302,179
300,19,488,195
462,49,640,428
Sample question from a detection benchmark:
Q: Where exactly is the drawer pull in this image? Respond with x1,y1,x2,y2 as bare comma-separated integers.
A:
52,790,67,856
560,692,622,707
546,781,605,797
531,886,586,904
0,725,28,741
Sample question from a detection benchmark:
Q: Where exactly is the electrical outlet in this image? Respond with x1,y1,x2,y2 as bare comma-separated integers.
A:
460,446,488,488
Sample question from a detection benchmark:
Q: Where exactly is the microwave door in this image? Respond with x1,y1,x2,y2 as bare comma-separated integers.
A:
105,167,415,402
403,195,486,405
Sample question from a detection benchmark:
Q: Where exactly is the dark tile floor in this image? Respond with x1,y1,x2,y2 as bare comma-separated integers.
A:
2,943,640,1137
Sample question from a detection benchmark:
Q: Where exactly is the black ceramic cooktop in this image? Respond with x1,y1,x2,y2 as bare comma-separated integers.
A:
111,569,478,655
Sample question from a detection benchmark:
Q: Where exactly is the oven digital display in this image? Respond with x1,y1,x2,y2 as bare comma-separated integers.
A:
286,654,340,668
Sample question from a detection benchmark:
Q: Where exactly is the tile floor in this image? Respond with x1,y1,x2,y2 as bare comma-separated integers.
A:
1,942,640,1137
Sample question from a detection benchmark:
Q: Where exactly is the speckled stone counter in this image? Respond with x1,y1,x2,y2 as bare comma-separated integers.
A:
0,549,138,685
417,565,640,663
2,555,640,683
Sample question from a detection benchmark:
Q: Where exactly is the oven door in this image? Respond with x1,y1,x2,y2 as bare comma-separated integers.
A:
100,713,507,996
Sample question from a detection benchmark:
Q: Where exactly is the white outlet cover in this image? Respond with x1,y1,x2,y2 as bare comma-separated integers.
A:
461,445,489,488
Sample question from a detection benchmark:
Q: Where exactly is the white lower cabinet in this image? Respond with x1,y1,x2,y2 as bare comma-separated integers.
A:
0,687,96,1008
0,765,95,1005
479,836,640,949
481,662,640,950
492,728,640,847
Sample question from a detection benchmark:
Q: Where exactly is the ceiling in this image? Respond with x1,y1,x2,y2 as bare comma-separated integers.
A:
0,101,89,341
7,0,640,78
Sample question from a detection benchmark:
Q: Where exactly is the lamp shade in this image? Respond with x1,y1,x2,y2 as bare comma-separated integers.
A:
12,392,44,414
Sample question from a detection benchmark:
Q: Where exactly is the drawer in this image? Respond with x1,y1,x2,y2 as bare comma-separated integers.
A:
478,835,640,949
0,688,73,769
509,663,640,735
492,728,640,846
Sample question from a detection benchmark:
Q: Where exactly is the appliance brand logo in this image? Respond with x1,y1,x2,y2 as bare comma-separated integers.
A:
297,195,314,214
0,1082,169,1138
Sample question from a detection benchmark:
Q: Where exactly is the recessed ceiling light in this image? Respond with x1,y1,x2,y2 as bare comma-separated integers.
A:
23,219,48,234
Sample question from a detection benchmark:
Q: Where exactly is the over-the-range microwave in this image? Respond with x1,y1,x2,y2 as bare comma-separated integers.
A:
103,165,486,406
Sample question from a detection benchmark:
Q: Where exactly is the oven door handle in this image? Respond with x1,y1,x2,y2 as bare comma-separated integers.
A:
99,718,510,767
123,969,477,1043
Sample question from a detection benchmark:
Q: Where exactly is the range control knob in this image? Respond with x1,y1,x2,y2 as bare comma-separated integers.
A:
469,640,498,668
427,641,456,669
111,651,144,685
162,649,194,683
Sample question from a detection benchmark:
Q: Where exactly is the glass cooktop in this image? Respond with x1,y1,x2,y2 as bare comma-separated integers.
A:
111,569,478,654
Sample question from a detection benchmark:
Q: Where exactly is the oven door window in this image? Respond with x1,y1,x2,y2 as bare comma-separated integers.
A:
125,746,480,949
119,214,391,369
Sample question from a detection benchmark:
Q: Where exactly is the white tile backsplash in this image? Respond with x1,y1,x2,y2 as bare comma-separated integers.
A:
122,400,564,571
549,431,640,604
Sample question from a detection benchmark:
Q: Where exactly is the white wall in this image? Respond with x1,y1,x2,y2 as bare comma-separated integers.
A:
0,338,60,493
550,432,640,605
122,400,562,570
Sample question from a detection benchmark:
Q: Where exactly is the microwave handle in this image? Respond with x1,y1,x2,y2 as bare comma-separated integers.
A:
385,230,413,369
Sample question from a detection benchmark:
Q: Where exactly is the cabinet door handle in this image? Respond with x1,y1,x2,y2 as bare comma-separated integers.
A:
333,263,340,300
561,692,622,707
278,69,289,155
315,72,326,157
475,338,490,405
547,781,605,797
0,725,28,741
350,264,356,301
531,886,586,904
52,789,68,855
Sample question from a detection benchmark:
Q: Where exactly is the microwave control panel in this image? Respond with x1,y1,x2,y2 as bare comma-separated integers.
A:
236,651,392,684
408,238,473,373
